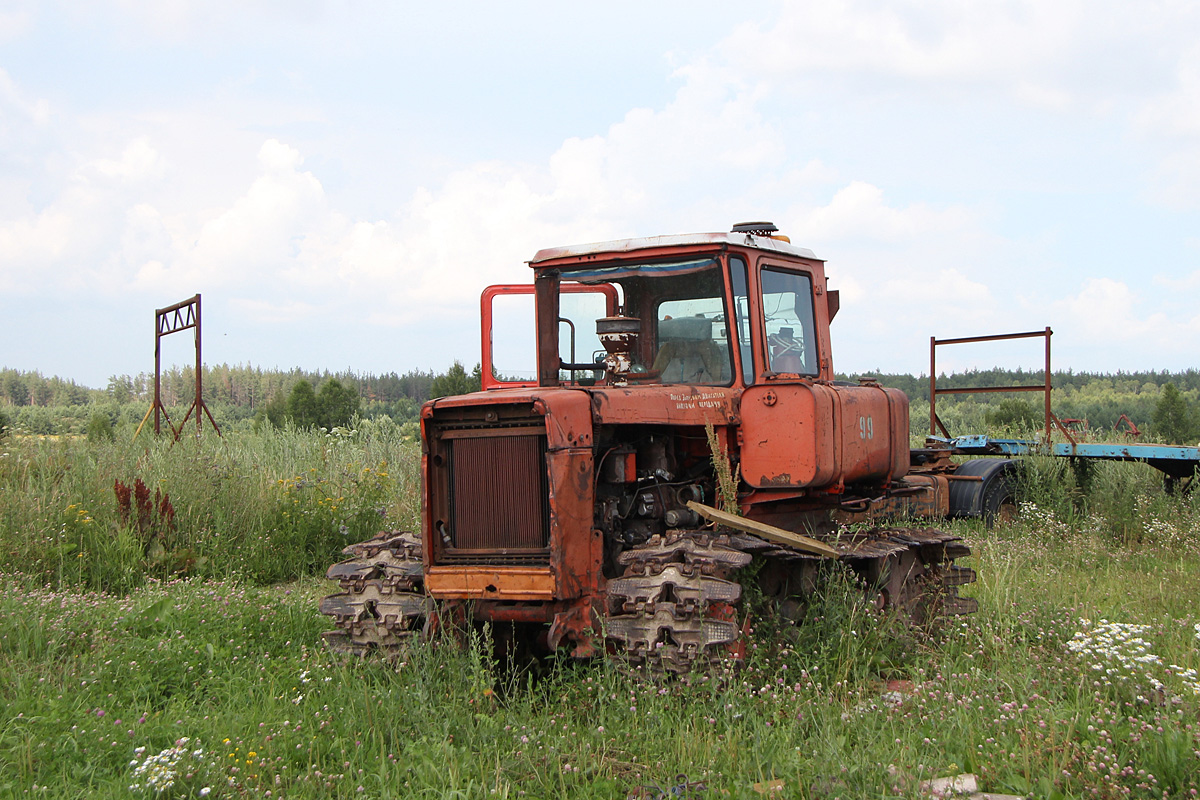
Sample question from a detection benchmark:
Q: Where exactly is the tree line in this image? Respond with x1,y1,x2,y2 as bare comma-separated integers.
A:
1,363,1196,443
848,366,1200,402
0,362,483,437
0,363,482,411
844,369,1200,445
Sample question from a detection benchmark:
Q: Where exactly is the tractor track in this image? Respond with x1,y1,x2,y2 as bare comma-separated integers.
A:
320,526,977,672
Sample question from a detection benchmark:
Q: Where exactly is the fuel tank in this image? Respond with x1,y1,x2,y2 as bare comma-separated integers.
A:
739,381,909,489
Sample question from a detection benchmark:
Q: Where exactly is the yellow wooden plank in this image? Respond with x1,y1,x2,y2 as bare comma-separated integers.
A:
686,501,840,559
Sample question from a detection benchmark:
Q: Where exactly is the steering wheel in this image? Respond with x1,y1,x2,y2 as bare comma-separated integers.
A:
768,332,805,372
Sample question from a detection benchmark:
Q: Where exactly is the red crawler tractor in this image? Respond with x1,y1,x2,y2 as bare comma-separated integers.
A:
321,223,981,673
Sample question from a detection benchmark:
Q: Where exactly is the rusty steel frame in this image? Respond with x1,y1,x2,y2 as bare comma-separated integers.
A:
148,294,221,440
929,327,1073,443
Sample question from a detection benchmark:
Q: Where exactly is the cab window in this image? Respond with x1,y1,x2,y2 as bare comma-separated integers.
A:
730,256,753,384
761,267,818,376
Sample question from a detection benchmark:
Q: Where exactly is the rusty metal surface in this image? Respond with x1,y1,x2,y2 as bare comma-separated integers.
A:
319,531,429,655
586,384,740,425
143,293,220,440
596,315,643,385
448,434,549,552
423,566,555,600
1115,414,1142,437
837,384,910,484
929,327,1052,440
834,473,950,523
615,531,753,571
480,283,619,391
319,223,1009,668
334,226,999,665
423,392,599,609
605,532,745,674
740,382,908,490
605,526,978,675
530,232,819,264
739,382,834,488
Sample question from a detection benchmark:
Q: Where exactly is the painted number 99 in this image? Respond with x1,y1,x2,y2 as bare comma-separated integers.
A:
858,415,874,440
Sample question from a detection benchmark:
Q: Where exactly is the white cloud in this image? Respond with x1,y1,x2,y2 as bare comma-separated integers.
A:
0,16,1051,381
227,296,317,324
1134,43,1200,138
1054,278,1157,340
722,1,1198,105
1153,268,1200,293
790,181,975,244
1048,277,1200,368
0,204,74,274
82,0,303,41
0,67,50,126
0,9,33,42
718,2,1200,213
0,175,119,291
3,3,1199,383
93,137,166,182
131,139,328,291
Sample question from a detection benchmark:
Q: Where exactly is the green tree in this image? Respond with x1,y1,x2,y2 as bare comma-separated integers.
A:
86,412,115,442
430,361,482,399
3,372,29,406
106,374,134,404
316,378,360,429
984,398,1042,432
286,380,320,429
1152,383,1196,444
253,390,289,430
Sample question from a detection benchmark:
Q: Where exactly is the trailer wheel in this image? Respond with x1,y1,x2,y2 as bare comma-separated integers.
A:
948,459,1020,528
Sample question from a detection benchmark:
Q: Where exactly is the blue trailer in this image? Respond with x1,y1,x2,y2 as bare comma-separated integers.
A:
915,328,1200,524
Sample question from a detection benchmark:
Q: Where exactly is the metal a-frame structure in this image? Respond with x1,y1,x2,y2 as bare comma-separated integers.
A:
134,294,221,440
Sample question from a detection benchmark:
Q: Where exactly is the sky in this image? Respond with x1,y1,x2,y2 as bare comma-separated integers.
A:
1,0,1199,389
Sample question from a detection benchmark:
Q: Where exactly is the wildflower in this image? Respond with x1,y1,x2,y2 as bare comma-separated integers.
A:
129,738,206,794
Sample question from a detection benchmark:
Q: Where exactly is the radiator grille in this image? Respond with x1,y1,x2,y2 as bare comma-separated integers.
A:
445,430,551,563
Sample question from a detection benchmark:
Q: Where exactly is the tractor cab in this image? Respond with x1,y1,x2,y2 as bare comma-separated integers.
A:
481,223,839,391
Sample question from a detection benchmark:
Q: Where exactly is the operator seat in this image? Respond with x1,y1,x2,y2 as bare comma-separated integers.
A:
653,316,724,384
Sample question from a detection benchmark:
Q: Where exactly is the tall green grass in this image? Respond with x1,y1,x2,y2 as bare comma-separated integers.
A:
1,417,1199,797
0,525,1197,798
1013,454,1200,549
0,419,420,591
5,418,1195,595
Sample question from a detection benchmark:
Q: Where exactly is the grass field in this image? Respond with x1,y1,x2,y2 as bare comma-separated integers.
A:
1,428,1198,798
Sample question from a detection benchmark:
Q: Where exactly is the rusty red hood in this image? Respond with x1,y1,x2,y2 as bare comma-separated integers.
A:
424,383,740,430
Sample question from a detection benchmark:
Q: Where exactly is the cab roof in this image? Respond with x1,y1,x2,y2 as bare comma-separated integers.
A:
529,231,820,266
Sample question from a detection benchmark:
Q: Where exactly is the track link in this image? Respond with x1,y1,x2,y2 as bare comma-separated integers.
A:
605,525,977,675
319,531,430,656
604,531,750,674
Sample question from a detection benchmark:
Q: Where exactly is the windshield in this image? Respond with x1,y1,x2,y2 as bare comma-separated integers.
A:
558,257,734,386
